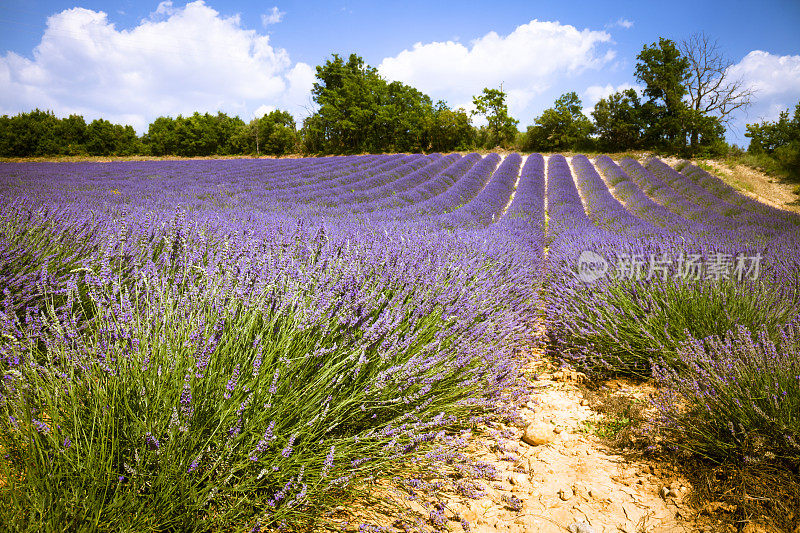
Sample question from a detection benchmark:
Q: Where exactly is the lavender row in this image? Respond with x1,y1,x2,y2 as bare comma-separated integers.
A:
618,158,734,229
678,162,800,233
319,153,460,213
644,158,746,221
379,153,500,221
320,154,480,220
500,153,546,233
545,154,595,238
275,154,416,201
313,154,438,203
593,155,693,233
570,155,658,237
434,153,521,228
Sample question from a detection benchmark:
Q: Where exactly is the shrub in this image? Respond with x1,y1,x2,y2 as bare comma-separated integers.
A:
0,212,522,531
547,275,797,378
652,323,800,467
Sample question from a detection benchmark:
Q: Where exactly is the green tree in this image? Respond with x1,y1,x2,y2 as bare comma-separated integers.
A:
305,53,440,154
216,113,247,155
173,113,219,157
143,112,244,157
634,37,727,155
525,92,593,152
113,124,141,156
85,119,117,156
255,110,297,155
746,101,800,177
471,88,518,148
0,109,60,156
635,38,691,151
144,116,178,156
592,89,643,151
746,103,800,154
56,114,88,155
308,53,384,153
371,81,433,152
428,101,475,152
85,119,140,156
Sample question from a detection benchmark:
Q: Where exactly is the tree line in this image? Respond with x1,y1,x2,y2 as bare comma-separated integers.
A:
1,34,792,166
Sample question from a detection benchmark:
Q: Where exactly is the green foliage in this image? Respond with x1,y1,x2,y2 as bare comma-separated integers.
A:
0,108,298,158
428,102,475,152
634,38,726,155
0,111,139,157
745,101,800,179
654,323,800,467
524,92,593,152
551,277,797,378
591,89,643,151
635,38,691,152
57,114,89,155
304,53,463,154
85,119,141,156
144,112,251,157
0,109,63,157
256,110,297,155
0,212,501,531
471,88,519,148
635,38,688,116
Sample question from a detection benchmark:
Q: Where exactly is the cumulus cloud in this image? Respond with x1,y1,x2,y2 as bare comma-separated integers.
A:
580,82,642,116
723,50,800,142
378,19,615,121
0,1,314,132
583,83,640,104
729,50,800,97
614,18,633,29
261,6,285,26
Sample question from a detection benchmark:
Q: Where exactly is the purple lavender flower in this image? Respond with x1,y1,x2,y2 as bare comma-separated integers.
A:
224,364,240,400
250,420,276,461
145,432,160,451
32,418,50,435
321,444,335,478
281,433,297,458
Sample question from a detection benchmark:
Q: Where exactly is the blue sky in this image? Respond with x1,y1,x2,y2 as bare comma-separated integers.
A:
1,0,799,145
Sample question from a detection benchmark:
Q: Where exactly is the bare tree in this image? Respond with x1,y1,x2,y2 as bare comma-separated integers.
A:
680,32,755,146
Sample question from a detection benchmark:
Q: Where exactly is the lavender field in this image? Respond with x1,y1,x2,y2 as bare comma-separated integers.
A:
1,153,799,530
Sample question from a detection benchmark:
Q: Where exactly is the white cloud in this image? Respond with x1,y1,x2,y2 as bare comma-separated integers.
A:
583,83,642,105
615,18,633,29
0,1,313,133
261,6,285,26
729,50,800,98
580,83,643,118
724,50,800,143
254,104,276,117
378,19,615,123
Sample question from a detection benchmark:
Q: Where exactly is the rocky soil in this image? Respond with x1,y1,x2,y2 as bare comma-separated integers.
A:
326,353,729,533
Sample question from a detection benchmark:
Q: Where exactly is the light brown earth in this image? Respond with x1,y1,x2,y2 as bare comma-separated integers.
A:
696,159,799,213
325,353,787,532
324,355,718,533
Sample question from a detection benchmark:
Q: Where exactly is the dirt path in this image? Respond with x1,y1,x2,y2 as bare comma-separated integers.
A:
330,352,700,533
697,159,799,213
435,361,693,533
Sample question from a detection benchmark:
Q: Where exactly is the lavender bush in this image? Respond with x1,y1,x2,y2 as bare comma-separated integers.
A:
653,323,800,466
544,155,798,377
